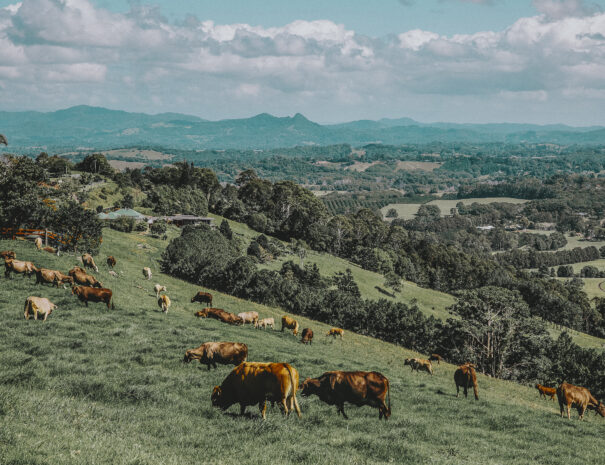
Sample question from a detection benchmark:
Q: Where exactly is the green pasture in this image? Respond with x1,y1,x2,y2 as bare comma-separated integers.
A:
1,230,605,465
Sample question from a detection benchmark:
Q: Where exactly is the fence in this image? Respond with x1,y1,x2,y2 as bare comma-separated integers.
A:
0,228,65,246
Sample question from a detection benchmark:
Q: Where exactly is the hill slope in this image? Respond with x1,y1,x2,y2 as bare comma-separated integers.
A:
0,230,604,465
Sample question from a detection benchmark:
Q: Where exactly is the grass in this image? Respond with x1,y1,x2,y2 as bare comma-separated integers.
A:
1,230,605,464
381,197,528,220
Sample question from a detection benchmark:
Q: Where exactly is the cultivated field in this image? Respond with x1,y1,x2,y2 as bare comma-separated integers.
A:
381,197,528,220
1,230,605,465
395,161,442,171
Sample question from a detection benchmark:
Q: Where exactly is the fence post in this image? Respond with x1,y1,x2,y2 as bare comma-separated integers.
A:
45,229,48,246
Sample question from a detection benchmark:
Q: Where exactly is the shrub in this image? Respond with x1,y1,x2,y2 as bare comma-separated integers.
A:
110,217,135,233
150,220,167,237
135,221,148,232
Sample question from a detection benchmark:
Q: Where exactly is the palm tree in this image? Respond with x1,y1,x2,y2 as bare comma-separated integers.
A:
0,134,7,145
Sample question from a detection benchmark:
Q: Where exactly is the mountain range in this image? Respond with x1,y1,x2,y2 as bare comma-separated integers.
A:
1,105,604,151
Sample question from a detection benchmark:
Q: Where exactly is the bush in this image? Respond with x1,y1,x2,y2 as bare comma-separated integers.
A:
386,208,398,218
110,217,135,233
247,212,268,232
150,220,167,237
135,221,148,232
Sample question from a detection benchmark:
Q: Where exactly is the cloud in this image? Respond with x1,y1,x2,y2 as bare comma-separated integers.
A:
533,0,601,19
1,0,605,124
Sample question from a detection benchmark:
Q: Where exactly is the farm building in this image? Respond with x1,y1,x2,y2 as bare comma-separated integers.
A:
98,208,148,221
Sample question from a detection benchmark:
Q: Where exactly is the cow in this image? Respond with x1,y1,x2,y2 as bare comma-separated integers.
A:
211,362,301,419
69,268,102,288
71,285,114,309
183,342,248,370
301,328,314,344
191,291,213,306
556,381,605,420
327,328,344,339
255,317,275,330
42,246,58,255
281,315,299,336
35,268,73,287
535,384,556,401
154,284,167,299
4,258,37,279
108,270,118,278
404,358,433,375
106,256,116,268
195,308,243,325
237,311,259,325
300,371,391,420
34,237,42,250
0,250,16,260
24,296,56,321
82,253,99,273
429,354,442,365
142,267,152,280
454,363,479,400
158,294,171,313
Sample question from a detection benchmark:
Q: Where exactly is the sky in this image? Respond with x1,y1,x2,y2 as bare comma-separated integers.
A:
1,0,605,125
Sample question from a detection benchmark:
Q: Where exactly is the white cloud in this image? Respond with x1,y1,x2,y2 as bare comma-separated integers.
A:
1,0,605,124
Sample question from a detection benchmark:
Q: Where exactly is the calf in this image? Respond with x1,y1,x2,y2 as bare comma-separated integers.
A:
82,253,99,273
195,307,243,325
107,256,116,268
184,342,248,369
557,381,605,420
300,371,391,420
71,285,114,309
255,317,275,330
404,358,433,375
429,354,442,365
142,267,152,280
158,294,171,313
535,384,556,401
281,315,299,336
301,328,314,344
327,328,344,339
35,268,73,287
69,268,102,288
24,296,56,321
191,291,213,306
154,284,167,299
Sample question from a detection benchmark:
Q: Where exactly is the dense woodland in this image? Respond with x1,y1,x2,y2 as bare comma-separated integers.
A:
2,148,605,398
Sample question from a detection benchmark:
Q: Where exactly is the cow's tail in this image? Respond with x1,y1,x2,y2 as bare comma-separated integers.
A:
386,378,391,417
471,369,479,400
285,364,302,418
111,297,115,310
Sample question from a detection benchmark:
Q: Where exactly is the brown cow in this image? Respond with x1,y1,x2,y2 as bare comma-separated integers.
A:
557,381,605,420
195,307,242,325
4,258,37,279
71,285,114,309
35,268,73,287
281,315,299,336
158,294,171,313
535,384,556,401
327,328,344,339
24,296,57,321
184,342,248,370
300,371,391,420
69,267,103,288
454,363,479,400
0,250,16,260
211,362,301,419
106,256,116,268
404,358,433,375
191,291,213,306
42,246,58,254
429,354,442,365
301,328,314,344
82,253,99,273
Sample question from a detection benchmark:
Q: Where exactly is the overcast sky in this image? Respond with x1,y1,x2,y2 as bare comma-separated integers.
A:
1,0,605,125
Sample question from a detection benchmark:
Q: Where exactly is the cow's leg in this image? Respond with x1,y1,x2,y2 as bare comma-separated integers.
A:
579,405,586,420
463,386,468,398
292,395,301,418
281,397,289,416
567,403,571,420
339,405,349,419
240,404,246,416
559,401,564,417
206,363,211,371
456,384,460,398
24,309,29,320
259,402,267,420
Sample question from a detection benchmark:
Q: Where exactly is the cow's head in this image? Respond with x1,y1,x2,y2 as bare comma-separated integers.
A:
595,402,605,417
71,286,81,296
404,358,411,366
183,350,194,363
211,386,231,409
194,310,207,318
300,378,321,397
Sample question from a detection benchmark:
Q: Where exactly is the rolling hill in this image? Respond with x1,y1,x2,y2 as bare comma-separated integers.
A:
2,105,605,151
1,229,604,464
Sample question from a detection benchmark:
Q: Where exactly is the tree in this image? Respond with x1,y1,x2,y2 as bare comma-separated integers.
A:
333,269,361,298
76,154,113,175
386,208,398,218
557,265,574,277
121,193,135,209
150,220,167,237
50,201,103,254
219,219,233,240
384,271,402,292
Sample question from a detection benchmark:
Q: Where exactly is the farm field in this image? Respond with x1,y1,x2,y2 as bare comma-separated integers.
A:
381,197,528,220
568,258,605,273
1,230,605,465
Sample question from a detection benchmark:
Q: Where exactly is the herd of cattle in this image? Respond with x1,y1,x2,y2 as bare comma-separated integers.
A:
2,240,605,422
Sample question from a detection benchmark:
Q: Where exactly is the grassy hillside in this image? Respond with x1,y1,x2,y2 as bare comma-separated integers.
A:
1,230,605,465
